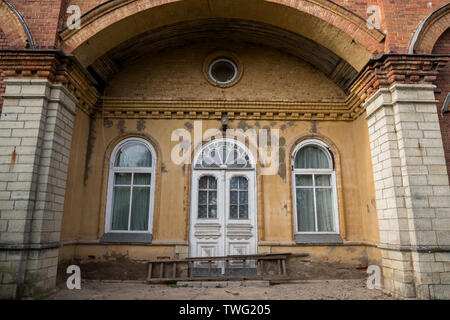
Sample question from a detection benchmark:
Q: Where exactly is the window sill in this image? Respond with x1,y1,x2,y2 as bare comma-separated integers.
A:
294,233,343,245
100,232,152,244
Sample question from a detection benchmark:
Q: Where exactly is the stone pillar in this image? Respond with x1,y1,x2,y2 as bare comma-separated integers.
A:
0,79,77,298
365,83,450,299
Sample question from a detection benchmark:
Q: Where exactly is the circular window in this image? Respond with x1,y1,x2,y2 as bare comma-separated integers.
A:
208,58,238,85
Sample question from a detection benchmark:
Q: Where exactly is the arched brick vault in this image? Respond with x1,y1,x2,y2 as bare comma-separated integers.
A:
60,0,385,74
93,19,360,91
409,2,450,54
0,1,29,49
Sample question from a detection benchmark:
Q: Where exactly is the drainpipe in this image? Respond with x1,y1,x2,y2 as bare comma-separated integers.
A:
2,0,35,49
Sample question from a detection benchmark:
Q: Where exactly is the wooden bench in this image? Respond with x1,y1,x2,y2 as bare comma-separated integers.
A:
146,253,308,283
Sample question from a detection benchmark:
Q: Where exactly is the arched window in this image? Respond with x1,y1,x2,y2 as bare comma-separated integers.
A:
292,139,340,242
104,138,156,238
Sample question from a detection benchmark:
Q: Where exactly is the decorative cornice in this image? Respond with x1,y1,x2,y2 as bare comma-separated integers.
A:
349,54,449,103
0,50,100,116
4,54,448,122
100,98,357,121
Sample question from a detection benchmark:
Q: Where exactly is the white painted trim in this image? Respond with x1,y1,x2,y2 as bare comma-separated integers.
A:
291,139,340,236
208,58,239,85
192,137,257,169
189,139,258,259
104,137,157,234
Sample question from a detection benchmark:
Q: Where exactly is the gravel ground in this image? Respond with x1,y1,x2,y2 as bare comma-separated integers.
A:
48,279,393,300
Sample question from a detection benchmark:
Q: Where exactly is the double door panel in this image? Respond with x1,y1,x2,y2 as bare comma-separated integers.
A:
190,170,257,264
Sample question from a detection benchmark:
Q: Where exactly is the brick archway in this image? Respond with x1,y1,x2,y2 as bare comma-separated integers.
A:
0,1,32,49
409,2,450,54
60,0,385,70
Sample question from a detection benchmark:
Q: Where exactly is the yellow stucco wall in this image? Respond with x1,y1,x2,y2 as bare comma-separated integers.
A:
60,41,380,265
105,41,346,102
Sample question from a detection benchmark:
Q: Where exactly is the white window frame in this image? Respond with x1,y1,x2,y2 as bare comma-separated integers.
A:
291,139,339,235
208,58,239,85
105,137,157,234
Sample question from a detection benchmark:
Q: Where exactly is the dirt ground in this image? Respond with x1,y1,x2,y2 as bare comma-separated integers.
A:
48,279,393,300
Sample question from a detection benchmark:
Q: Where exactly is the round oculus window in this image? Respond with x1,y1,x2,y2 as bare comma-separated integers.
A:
208,58,238,85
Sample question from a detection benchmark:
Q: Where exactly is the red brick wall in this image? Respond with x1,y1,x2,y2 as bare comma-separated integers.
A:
0,28,7,49
8,0,66,49
1,0,447,52
432,29,450,175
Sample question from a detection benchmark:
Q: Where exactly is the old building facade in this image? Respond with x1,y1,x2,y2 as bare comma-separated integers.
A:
0,0,449,299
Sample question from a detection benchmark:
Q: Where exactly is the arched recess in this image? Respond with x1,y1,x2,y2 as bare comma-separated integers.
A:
0,1,34,49
60,0,384,72
409,3,450,54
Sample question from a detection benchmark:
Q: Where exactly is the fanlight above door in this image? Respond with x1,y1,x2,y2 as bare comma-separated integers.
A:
194,139,255,169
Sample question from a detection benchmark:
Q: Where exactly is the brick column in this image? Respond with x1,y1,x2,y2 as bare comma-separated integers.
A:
365,83,450,299
0,79,77,298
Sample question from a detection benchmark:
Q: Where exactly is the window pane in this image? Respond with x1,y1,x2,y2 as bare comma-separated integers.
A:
198,176,216,219
230,176,249,220
295,175,313,186
199,176,208,188
199,191,208,204
230,191,238,204
134,173,151,185
239,191,248,204
208,176,217,189
239,177,248,189
198,205,207,218
230,205,238,219
130,187,150,231
296,188,315,232
295,145,330,169
239,204,248,219
111,186,130,230
315,175,331,186
115,173,131,185
208,205,217,218
316,188,334,232
115,143,152,167
230,177,238,189
209,191,217,205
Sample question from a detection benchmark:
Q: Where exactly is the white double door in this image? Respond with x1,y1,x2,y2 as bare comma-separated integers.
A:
189,169,257,260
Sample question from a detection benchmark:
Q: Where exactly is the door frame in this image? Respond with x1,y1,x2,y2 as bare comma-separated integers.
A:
188,138,258,258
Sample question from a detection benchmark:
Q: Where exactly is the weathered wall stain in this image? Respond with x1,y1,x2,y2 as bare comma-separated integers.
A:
310,120,317,133
136,119,146,132
9,146,16,172
117,119,125,134
103,118,113,128
278,146,286,181
184,121,193,131
83,117,96,186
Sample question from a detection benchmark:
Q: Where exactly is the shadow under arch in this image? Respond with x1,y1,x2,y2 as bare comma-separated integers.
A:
60,0,384,73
